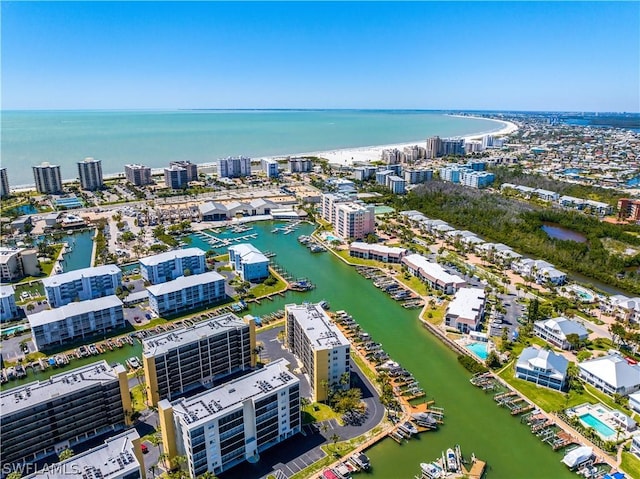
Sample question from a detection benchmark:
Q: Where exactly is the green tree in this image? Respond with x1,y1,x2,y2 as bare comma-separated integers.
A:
565,333,582,351
329,433,341,455
485,351,502,369
58,448,74,461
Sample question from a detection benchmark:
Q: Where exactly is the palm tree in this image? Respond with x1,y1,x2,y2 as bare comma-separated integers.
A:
329,433,341,456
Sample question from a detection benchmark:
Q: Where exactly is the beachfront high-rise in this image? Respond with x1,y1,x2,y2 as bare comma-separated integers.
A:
170,160,198,181
285,303,350,402
124,163,153,186
288,157,312,173
164,164,189,189
41,264,122,308
142,313,255,405
77,157,104,190
0,360,131,468
32,162,63,194
217,156,252,178
139,247,207,284
261,158,279,178
158,359,300,477
425,136,441,159
0,167,9,197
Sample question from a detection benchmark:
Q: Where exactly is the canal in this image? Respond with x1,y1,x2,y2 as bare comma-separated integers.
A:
6,221,576,477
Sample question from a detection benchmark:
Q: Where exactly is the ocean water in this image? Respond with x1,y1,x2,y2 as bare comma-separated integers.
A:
1,110,506,187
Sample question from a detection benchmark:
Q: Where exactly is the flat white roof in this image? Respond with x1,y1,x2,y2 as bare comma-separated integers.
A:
286,303,350,350
25,429,141,479
168,359,298,428
146,270,225,296
446,287,485,319
402,254,465,286
42,265,120,288
0,284,15,298
139,247,205,267
1,360,125,416
350,242,407,255
143,313,248,357
27,295,123,328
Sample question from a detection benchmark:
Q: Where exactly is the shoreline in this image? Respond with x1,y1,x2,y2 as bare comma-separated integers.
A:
10,115,518,190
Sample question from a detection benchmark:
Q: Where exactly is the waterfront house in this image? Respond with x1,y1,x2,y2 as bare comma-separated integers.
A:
631,432,640,459
603,295,640,324
515,346,568,391
534,317,589,350
349,242,408,263
402,254,466,294
444,287,486,333
228,243,269,282
578,352,640,396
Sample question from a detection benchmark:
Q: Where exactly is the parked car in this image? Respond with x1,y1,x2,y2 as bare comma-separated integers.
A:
134,316,141,323
141,444,148,454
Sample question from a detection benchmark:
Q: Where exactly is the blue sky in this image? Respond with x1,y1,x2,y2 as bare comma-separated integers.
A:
2,1,638,111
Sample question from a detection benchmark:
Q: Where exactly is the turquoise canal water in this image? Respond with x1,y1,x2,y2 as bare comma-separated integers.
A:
2,110,506,186
58,229,95,271
4,221,575,477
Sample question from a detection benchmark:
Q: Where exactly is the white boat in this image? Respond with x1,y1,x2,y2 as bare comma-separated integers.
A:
420,462,443,478
399,421,418,435
446,448,457,472
127,357,141,369
561,446,593,469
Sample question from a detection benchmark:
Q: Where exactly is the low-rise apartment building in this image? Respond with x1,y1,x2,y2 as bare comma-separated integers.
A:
228,244,269,282
349,242,408,263
158,359,300,477
578,352,640,397
284,303,350,402
401,254,466,294
534,317,589,350
0,360,131,467
42,265,122,308
28,295,125,351
143,313,255,405
444,287,486,333
140,247,207,284
0,247,39,282
147,271,226,316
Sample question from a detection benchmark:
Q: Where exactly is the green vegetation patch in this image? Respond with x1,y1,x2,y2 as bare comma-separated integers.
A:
621,451,640,479
301,402,343,425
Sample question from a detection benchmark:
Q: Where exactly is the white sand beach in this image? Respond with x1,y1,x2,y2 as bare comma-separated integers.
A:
292,116,519,166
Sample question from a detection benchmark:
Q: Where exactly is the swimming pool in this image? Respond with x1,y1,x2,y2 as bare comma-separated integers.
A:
579,413,615,438
466,342,489,360
1,324,28,336
568,285,595,302
324,234,341,243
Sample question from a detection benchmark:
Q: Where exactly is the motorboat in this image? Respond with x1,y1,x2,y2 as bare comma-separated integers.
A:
446,448,458,472
420,462,444,478
88,344,99,355
399,421,418,435
351,452,370,470
561,446,593,469
126,357,141,369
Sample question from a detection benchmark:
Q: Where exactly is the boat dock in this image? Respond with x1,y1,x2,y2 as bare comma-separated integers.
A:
415,445,486,479
470,371,501,391
194,230,259,249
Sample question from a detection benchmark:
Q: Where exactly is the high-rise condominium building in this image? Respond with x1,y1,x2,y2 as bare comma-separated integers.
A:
0,360,131,468
285,303,350,402
0,167,9,197
169,160,198,182
77,157,104,190
124,164,153,186
164,165,189,189
158,359,300,477
32,162,63,194
217,156,252,178
142,313,255,405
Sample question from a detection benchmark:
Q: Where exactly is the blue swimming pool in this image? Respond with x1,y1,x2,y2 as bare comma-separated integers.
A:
1,324,28,336
466,342,489,360
579,413,615,438
325,234,341,243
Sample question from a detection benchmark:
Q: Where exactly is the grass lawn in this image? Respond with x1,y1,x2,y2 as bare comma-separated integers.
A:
130,383,148,413
334,249,380,267
350,351,378,385
498,358,634,415
395,274,428,296
250,275,288,298
302,402,343,425
621,451,640,478
135,318,169,330
422,302,448,325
